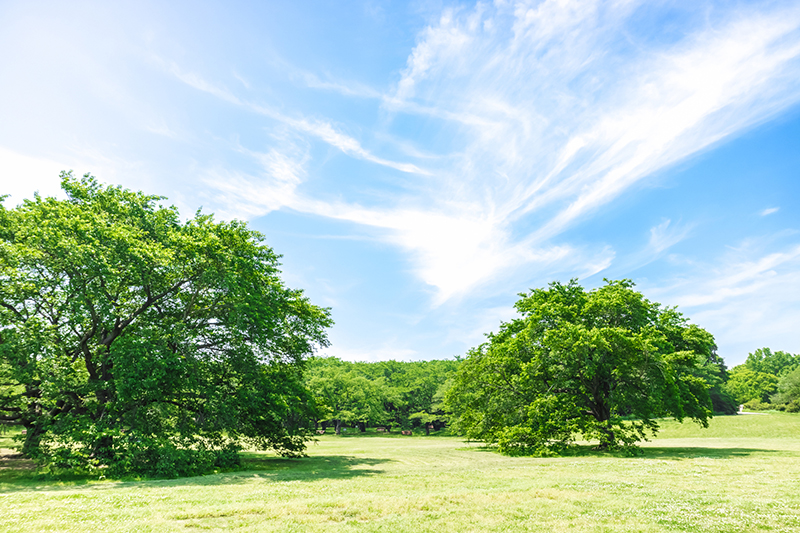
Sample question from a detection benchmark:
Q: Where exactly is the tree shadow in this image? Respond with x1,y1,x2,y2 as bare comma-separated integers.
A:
637,446,791,460
140,454,394,489
0,453,393,492
560,443,794,460
236,453,391,482
454,443,790,460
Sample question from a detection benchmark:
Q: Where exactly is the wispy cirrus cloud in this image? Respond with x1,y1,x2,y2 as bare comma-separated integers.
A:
648,219,693,255
391,1,800,227
374,0,800,297
166,62,428,176
297,71,382,100
666,242,800,308
647,238,800,361
199,146,307,220
172,1,800,305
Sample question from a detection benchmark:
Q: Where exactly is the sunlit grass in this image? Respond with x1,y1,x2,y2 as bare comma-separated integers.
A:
2,414,799,532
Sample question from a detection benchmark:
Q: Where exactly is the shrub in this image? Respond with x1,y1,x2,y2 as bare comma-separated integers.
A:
743,399,770,411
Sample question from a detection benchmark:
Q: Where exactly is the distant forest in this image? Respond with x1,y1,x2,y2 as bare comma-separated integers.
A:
306,346,800,437
304,357,460,434
725,348,800,412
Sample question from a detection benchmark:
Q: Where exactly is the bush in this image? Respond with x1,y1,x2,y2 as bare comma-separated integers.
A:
108,439,243,478
33,431,243,478
742,399,770,411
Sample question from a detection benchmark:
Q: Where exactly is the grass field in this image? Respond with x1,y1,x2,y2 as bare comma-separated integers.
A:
1,414,799,532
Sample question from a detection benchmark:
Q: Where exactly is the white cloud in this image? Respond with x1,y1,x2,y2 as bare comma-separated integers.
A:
0,146,129,205
171,2,800,305
276,114,429,175
668,244,800,308
198,142,308,220
0,147,66,204
761,207,780,216
287,198,589,305
166,62,428,175
376,1,800,298
646,240,800,364
648,219,692,254
299,71,382,99
395,7,476,100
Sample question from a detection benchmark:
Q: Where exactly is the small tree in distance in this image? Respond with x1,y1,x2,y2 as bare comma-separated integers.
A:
446,279,720,456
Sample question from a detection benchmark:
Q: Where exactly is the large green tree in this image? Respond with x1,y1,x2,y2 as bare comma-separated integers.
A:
0,173,332,475
446,279,718,455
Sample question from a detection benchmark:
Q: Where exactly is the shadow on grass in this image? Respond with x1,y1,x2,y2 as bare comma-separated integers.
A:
455,443,790,460
0,451,37,484
235,453,391,482
129,454,394,489
0,452,393,492
638,446,791,460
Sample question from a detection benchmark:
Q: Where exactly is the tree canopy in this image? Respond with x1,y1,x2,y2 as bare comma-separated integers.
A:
724,347,799,410
742,347,798,377
304,356,458,432
725,367,779,405
0,173,332,476
446,279,719,455
305,361,387,434
772,367,800,411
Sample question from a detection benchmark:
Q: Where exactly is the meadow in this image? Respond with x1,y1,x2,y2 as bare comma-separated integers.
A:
1,414,799,532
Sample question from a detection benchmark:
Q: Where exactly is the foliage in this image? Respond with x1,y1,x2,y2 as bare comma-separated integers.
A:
743,347,798,377
742,399,771,411
446,279,718,455
305,357,459,432
0,173,331,476
305,361,387,433
772,367,800,406
709,386,738,415
725,366,779,405
723,347,799,408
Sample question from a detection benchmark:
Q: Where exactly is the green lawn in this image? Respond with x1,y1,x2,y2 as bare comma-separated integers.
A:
1,414,799,532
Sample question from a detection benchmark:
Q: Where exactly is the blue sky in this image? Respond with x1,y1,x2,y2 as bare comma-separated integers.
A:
2,0,799,366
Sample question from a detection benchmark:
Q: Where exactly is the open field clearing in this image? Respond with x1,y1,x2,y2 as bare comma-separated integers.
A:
1,414,799,532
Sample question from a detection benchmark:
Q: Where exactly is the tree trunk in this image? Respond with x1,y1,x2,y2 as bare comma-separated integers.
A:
92,435,115,461
334,419,341,435
21,422,44,457
595,422,616,450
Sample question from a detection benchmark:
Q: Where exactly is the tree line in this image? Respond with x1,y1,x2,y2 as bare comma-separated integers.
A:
304,357,458,434
723,348,800,412
2,175,796,477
